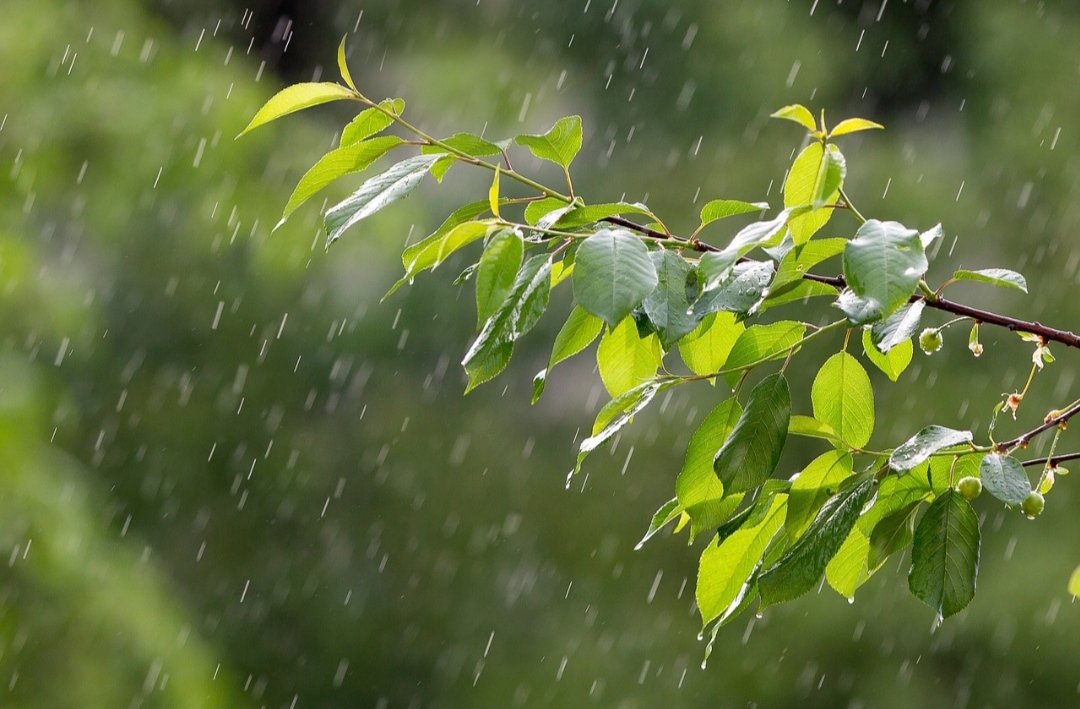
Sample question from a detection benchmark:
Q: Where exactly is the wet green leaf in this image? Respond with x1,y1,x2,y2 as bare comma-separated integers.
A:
979,453,1031,505
861,328,912,382
597,316,662,397
677,313,743,377
676,398,743,540
811,352,875,449
572,380,671,475
277,136,405,227
693,260,774,318
697,494,788,625
840,219,926,324
869,301,925,353
642,250,700,349
462,254,551,391
759,475,874,608
889,426,973,472
713,374,790,494
909,490,980,618
572,229,658,328
787,450,854,540
475,229,524,328
324,154,440,249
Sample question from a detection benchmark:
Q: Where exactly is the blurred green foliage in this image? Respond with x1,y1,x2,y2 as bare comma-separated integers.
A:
3,0,1080,707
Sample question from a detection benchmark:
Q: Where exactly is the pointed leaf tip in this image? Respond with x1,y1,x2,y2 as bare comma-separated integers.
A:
337,36,357,91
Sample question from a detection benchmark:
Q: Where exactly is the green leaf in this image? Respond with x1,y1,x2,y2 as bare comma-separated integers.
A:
337,36,357,91
771,104,817,132
869,301,925,353
340,99,404,146
825,528,872,600
697,200,769,230
811,352,875,449
277,136,405,227
677,313,743,377
812,144,846,210
788,415,845,447
828,118,884,138
421,132,503,159
514,116,583,169
840,219,927,324
759,475,874,608
698,210,792,286
398,220,490,285
572,229,658,328
979,453,1031,505
642,250,700,349
552,201,655,230
713,374,791,494
324,154,441,249
784,143,837,244
237,82,356,138
572,380,671,476
908,490,980,619
758,280,838,313
771,238,846,293
952,268,1028,293
787,451,854,540
676,398,743,540
636,498,683,549
861,328,912,382
722,321,805,387
475,229,524,328
693,261,774,318
889,426,973,472
420,133,505,181
548,305,603,371
867,501,919,570
697,494,788,625
524,197,568,226
462,254,551,392
597,316,662,397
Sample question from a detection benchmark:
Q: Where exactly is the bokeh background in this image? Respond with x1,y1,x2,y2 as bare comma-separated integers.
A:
4,0,1080,707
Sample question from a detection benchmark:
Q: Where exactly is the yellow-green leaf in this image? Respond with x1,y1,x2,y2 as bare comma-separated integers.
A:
337,36,357,91
829,118,884,138
597,316,662,397
771,104,817,132
237,82,356,138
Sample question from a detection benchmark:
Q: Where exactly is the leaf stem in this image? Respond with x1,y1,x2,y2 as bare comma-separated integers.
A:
353,95,572,202
838,187,867,224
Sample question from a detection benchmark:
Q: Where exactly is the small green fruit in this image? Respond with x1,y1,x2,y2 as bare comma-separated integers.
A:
956,476,982,500
919,328,943,354
1021,490,1045,519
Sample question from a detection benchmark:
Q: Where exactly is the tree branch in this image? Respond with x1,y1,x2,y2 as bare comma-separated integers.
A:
800,273,1080,350
996,400,1080,452
1022,451,1080,468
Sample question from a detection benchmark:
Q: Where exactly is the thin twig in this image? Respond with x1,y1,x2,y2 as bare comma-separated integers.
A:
1022,451,1080,468
996,400,1080,452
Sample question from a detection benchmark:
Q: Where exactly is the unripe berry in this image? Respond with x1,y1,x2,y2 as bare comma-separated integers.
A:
919,328,943,354
956,476,982,500
1021,490,1045,519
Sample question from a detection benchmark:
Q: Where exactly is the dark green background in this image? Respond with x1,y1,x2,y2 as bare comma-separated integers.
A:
3,0,1080,706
